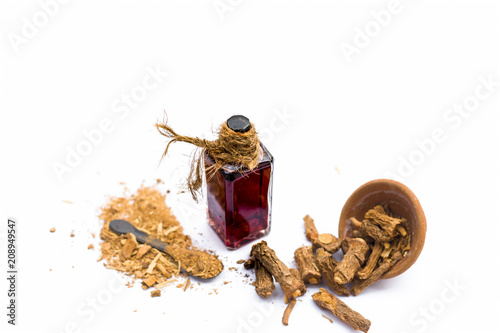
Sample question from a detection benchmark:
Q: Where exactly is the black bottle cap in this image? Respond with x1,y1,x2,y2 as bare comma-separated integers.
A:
227,115,251,133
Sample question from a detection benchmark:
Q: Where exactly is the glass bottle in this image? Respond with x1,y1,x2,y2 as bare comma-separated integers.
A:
205,115,274,249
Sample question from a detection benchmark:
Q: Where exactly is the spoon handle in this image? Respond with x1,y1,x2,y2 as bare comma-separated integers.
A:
135,233,169,253
109,219,169,251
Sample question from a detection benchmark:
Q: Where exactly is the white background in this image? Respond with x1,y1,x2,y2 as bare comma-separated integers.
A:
1,1,499,332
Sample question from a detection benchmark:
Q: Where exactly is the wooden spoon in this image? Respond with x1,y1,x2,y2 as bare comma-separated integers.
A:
338,179,426,279
109,219,223,279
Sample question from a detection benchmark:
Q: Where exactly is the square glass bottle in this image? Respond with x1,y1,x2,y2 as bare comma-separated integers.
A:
205,116,274,249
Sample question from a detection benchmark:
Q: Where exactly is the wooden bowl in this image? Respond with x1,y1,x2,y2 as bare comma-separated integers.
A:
338,179,426,279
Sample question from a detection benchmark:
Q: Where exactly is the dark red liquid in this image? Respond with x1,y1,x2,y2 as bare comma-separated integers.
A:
205,145,273,249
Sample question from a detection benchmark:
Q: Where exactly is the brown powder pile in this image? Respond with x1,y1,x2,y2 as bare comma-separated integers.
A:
97,184,205,291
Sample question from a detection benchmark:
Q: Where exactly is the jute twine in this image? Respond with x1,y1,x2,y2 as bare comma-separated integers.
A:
156,119,261,201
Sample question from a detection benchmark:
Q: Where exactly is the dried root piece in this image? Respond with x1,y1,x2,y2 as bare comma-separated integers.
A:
401,235,411,257
349,217,371,241
304,215,319,241
315,248,350,297
360,220,392,243
304,215,341,253
356,242,383,280
396,225,407,237
244,257,256,269
380,241,391,258
351,252,403,296
294,246,321,284
253,259,275,298
282,299,297,326
289,268,302,281
312,233,342,254
349,217,362,228
334,238,369,285
364,205,406,238
351,230,364,239
312,288,371,332
251,241,307,302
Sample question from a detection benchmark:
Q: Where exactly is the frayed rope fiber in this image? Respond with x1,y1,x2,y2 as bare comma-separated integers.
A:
156,119,261,202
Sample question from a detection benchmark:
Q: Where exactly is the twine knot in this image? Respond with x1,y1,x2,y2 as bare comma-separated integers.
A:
156,117,261,201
